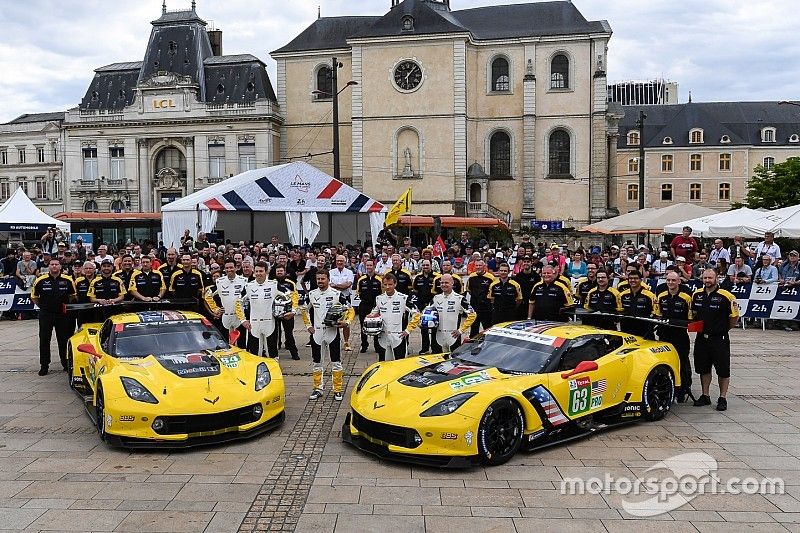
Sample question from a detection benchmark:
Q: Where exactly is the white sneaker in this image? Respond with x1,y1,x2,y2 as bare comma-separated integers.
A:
309,389,323,400
334,391,344,401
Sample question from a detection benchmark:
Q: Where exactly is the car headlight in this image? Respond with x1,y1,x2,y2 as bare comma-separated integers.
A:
356,366,380,393
120,377,158,404
420,392,476,417
255,363,271,391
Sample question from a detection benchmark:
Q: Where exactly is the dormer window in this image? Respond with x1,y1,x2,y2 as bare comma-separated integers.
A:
720,135,731,144
689,128,703,144
761,127,776,143
790,134,799,143
627,130,640,146
402,15,414,31
662,137,673,145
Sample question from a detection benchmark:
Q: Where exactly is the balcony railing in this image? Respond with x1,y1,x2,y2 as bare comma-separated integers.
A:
79,179,97,187
106,178,125,188
207,176,224,184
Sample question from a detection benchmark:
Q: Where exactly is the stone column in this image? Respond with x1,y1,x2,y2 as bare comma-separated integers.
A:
590,39,610,222
351,46,364,191
453,40,467,207
184,137,196,193
137,139,152,212
521,45,537,226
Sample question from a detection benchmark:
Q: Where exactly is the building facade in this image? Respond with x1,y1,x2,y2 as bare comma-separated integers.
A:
613,101,800,213
272,0,620,228
0,113,65,216
607,79,678,106
62,5,281,223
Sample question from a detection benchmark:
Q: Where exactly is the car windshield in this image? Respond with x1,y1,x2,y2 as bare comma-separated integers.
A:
450,330,561,374
112,320,228,358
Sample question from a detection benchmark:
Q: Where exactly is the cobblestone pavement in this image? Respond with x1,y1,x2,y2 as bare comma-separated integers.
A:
1,318,800,532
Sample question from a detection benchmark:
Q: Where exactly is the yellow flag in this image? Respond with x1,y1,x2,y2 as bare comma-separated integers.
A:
385,187,412,227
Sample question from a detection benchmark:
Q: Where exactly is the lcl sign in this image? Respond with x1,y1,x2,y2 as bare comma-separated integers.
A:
153,98,177,109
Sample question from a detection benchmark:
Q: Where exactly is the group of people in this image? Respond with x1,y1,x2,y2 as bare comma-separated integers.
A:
17,224,797,411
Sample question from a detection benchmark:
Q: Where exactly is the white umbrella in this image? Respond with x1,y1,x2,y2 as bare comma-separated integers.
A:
707,204,800,238
663,207,761,237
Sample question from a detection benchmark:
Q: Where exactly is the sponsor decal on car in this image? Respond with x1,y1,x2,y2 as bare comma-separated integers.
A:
450,370,494,390
218,354,241,368
119,415,135,422
649,345,670,354
568,378,606,415
440,432,458,440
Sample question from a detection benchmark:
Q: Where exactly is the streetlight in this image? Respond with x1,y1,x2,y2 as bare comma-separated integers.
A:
310,57,358,183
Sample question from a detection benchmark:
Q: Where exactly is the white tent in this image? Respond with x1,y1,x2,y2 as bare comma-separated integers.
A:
581,203,717,234
161,162,387,248
707,204,800,238
0,188,70,233
663,207,761,237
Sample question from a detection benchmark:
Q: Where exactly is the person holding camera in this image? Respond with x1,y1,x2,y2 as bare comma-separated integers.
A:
753,254,779,284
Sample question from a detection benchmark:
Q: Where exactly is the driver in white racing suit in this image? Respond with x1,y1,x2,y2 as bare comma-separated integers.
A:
301,270,355,401
204,259,248,347
240,261,289,358
430,274,477,354
371,271,421,361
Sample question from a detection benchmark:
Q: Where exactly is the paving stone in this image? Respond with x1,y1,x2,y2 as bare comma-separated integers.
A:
359,486,440,506
425,515,515,532
29,508,130,531
114,510,214,532
20,498,74,509
205,511,248,533
440,487,523,507
0,507,46,529
512,518,605,532
335,513,424,532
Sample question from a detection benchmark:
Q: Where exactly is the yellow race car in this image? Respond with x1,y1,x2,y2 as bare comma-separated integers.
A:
67,310,285,448
343,321,680,467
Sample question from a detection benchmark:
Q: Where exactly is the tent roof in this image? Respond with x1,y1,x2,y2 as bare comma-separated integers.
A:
162,161,386,214
707,203,800,238
582,204,718,234
0,188,70,232
663,207,762,237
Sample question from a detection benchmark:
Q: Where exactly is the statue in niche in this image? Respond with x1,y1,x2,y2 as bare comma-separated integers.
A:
402,146,414,178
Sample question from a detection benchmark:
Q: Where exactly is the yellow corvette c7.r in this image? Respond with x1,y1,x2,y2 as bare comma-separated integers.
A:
67,310,285,448
344,321,680,467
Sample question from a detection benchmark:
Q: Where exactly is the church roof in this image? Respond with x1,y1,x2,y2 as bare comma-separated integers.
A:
618,101,800,148
273,0,609,54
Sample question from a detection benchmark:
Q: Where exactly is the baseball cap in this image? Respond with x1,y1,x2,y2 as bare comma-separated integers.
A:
660,251,668,258
58,242,66,247
790,250,799,256
639,244,648,249
675,256,686,262
611,245,620,250
496,252,503,258
101,257,114,265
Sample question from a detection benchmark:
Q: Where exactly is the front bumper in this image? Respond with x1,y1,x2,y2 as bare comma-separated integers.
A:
341,411,479,468
105,410,285,449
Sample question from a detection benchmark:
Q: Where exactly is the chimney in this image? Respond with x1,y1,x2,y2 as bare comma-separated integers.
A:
208,28,222,56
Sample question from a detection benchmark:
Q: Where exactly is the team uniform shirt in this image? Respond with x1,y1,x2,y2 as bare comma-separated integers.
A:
691,287,739,336
575,277,596,306
211,274,248,330
169,269,205,300
488,278,523,315
329,267,355,298
74,275,96,304
128,270,166,299
466,271,496,313
512,270,541,310
158,262,181,288
655,290,693,321
530,280,574,321
31,274,76,313
356,274,383,311
371,291,421,351
413,272,440,310
584,286,622,314
619,287,657,336
433,273,463,295
87,275,126,301
430,291,476,349
302,287,354,346
113,269,135,296
388,268,414,296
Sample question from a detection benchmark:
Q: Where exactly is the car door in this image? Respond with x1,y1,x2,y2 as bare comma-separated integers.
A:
547,334,627,420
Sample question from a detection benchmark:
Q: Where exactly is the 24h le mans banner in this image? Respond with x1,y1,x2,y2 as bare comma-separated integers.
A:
0,278,35,312
677,281,800,321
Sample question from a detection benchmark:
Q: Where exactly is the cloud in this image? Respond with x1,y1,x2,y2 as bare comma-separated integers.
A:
0,0,798,122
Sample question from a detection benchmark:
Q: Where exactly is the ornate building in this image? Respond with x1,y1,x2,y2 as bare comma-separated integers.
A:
613,101,800,213
62,3,281,218
272,0,620,228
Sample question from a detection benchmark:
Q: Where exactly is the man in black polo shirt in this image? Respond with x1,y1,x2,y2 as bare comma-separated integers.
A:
169,254,205,303
413,259,440,354
488,263,522,325
30,257,76,376
619,270,657,339
527,265,574,322
73,260,98,326
466,259,495,335
691,268,739,411
128,256,166,302
655,271,694,402
355,259,383,354
88,258,126,321
512,255,540,319
114,254,136,300
158,248,181,294
583,270,621,330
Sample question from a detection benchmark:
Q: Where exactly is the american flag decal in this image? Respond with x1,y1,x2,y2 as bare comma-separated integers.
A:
591,379,607,395
530,386,569,426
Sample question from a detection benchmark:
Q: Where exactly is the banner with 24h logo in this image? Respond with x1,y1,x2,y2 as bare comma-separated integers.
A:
0,278,36,312
680,281,800,321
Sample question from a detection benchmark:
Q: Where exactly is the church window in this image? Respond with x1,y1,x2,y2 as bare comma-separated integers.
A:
550,54,569,89
489,131,511,178
491,57,510,92
548,129,571,177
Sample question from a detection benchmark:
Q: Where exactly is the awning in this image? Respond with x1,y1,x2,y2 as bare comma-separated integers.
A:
0,188,70,233
707,203,800,238
581,204,718,234
398,216,509,230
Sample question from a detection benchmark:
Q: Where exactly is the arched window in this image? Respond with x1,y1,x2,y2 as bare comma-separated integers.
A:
548,129,571,177
315,66,333,100
155,147,187,180
491,57,510,92
489,131,511,178
110,199,125,213
84,199,99,213
469,182,482,203
550,54,569,89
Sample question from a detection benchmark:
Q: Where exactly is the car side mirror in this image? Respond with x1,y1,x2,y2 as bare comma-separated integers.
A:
561,360,598,379
77,343,100,358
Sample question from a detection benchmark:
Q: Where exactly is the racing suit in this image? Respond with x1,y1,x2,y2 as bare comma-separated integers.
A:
206,274,248,348
241,279,284,358
302,287,355,394
429,291,476,353
371,291,421,361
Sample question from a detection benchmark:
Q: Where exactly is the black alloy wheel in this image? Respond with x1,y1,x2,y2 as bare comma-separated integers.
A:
96,384,107,441
477,398,524,466
642,366,675,421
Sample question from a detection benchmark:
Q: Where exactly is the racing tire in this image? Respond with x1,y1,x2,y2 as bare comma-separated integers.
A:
642,366,675,422
477,398,524,466
96,383,107,442
66,343,73,388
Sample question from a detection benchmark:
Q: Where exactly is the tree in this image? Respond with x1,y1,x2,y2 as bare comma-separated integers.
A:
735,157,800,209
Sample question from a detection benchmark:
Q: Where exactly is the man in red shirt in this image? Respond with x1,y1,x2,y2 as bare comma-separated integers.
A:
670,226,699,263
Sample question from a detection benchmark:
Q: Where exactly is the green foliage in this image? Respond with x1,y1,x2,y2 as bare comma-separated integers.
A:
741,157,800,209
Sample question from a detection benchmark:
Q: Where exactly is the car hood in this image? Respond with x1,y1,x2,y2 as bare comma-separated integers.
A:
397,357,496,389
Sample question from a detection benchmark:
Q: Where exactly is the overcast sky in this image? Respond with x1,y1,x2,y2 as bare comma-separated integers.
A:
1,0,797,123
